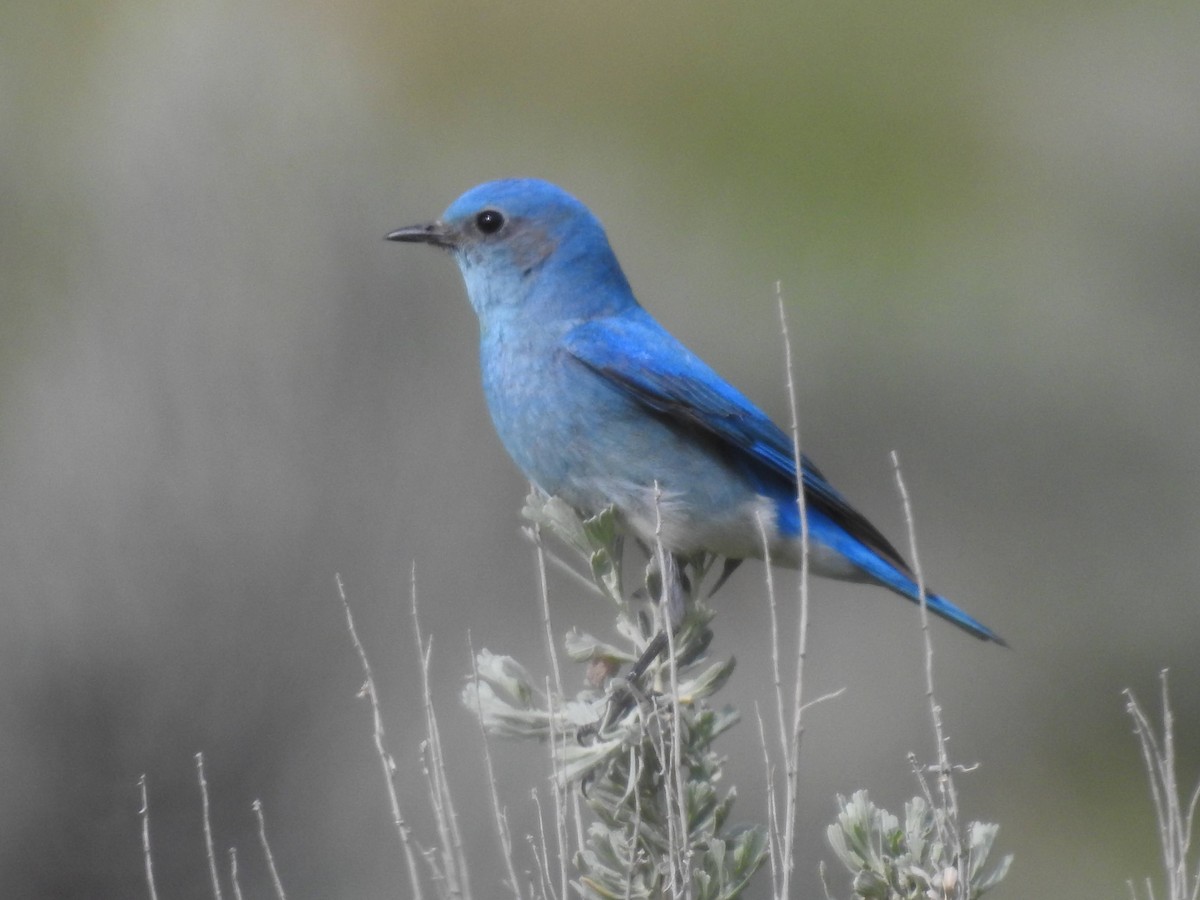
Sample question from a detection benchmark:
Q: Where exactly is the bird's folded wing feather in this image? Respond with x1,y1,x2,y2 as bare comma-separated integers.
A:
563,314,910,572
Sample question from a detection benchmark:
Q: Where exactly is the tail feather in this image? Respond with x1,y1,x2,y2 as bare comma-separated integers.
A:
921,590,1007,646
810,509,1006,645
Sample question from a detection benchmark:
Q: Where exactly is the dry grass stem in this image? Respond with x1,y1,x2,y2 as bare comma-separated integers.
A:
468,633,524,900
251,799,288,900
195,751,224,900
138,774,159,900
229,848,245,900
530,788,558,900
891,452,960,860
413,577,472,900
335,572,424,900
777,283,812,900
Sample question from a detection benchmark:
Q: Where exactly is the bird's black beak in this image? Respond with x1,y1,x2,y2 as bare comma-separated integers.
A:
385,221,457,249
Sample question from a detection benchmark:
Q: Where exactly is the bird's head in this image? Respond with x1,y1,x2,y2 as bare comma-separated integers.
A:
388,178,635,319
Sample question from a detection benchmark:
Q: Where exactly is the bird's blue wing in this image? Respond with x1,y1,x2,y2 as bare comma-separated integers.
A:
563,314,911,573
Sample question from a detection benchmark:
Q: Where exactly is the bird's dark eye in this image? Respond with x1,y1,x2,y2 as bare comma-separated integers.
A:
475,209,505,234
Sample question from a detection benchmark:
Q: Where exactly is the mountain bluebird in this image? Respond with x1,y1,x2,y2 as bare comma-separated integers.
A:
388,179,1003,647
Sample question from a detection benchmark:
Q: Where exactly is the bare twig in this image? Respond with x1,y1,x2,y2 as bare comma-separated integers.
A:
468,633,524,900
412,567,472,900
531,789,557,900
777,282,812,900
229,847,246,900
653,483,692,899
138,775,159,900
543,677,569,900
625,747,645,900
818,860,837,900
195,752,224,900
530,510,585,861
335,573,424,900
531,517,566,698
755,511,789,784
252,799,288,900
891,452,959,862
755,701,782,900
521,533,605,598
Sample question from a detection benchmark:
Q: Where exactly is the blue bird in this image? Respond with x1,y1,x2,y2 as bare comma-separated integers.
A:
388,179,1003,648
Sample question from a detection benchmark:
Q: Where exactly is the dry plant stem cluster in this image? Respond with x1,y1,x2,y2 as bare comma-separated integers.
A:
335,572,425,900
138,767,264,900
1126,670,1200,900
341,571,484,900
136,472,1015,900
410,569,474,899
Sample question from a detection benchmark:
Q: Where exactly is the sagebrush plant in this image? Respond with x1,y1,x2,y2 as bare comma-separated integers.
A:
464,493,769,899
825,789,1010,900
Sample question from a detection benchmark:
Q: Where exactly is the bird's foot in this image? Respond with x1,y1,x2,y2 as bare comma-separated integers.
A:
577,672,654,745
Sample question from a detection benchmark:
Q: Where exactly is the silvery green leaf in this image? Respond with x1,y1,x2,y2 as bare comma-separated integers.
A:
972,852,1013,894
560,696,607,728
966,820,997,871
558,733,627,784
677,657,736,703
461,680,548,739
522,493,591,554
581,504,618,545
615,614,650,647
473,649,536,706
565,628,634,665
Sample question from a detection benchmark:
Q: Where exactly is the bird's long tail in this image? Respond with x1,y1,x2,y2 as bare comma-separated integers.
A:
917,589,1006,645
822,516,1006,645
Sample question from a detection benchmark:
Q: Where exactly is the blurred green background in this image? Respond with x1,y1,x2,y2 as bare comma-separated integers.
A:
3,1,1199,897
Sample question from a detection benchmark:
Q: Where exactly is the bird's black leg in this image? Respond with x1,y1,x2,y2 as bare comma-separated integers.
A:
628,550,687,679
708,557,743,597
627,632,669,684
590,551,689,733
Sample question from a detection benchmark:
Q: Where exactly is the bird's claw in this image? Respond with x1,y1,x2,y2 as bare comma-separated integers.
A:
577,674,653,747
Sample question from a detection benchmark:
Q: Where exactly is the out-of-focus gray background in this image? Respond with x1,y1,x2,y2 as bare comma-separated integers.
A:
3,2,1199,897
